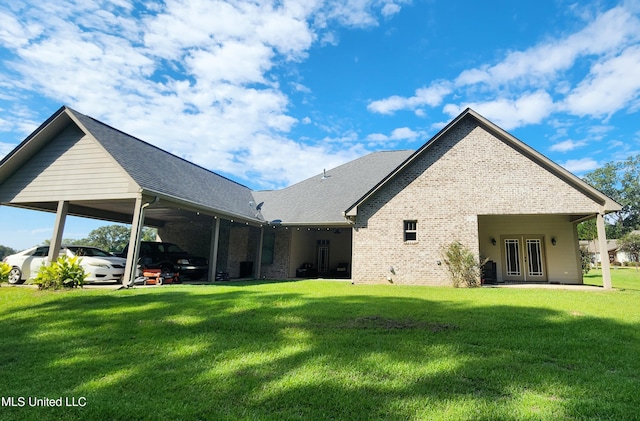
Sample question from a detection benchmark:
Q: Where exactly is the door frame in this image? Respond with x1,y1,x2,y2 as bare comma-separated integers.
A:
500,235,548,283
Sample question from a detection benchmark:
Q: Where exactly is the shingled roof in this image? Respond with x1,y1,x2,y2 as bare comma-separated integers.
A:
67,108,258,221
253,150,414,224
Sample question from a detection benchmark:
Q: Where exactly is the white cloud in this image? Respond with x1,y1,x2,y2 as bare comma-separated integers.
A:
381,3,402,17
0,0,406,188
561,157,600,173
368,4,640,133
455,6,640,89
443,90,554,130
366,126,425,144
550,139,587,152
562,45,640,118
368,82,452,114
390,127,422,140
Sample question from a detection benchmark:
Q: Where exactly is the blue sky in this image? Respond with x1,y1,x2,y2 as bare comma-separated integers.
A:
1,0,640,251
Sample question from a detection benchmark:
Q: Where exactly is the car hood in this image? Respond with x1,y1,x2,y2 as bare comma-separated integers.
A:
69,254,126,266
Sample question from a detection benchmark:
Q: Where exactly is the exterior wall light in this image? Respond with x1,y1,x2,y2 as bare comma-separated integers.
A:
491,238,497,246
551,237,557,246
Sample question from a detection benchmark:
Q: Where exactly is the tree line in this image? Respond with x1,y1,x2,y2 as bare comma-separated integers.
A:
579,154,640,267
0,225,157,259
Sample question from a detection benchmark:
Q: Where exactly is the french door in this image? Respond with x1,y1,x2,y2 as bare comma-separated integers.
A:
317,240,330,275
502,235,547,282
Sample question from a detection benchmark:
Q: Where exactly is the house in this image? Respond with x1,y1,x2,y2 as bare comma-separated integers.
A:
0,106,621,287
581,230,640,265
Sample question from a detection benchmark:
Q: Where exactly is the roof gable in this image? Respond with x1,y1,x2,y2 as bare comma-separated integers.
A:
345,108,622,216
0,122,138,203
66,108,258,220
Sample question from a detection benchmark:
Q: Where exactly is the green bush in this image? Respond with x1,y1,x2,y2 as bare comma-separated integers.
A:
33,255,87,290
442,241,486,288
579,247,591,274
0,261,10,285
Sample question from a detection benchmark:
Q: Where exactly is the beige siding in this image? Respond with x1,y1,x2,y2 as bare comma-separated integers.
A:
478,215,582,284
0,125,138,202
352,118,599,286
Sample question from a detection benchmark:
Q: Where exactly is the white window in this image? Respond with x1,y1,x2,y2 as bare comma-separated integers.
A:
404,220,417,242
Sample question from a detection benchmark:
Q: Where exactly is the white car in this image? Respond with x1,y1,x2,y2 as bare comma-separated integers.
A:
3,245,127,284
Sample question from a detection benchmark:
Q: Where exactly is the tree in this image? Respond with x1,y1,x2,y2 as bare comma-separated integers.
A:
577,220,597,241
82,225,157,252
583,155,640,237
41,238,85,246
0,245,17,260
577,220,598,269
40,225,157,252
617,232,640,270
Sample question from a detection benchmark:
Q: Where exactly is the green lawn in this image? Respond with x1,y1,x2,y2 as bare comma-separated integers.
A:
1,272,639,420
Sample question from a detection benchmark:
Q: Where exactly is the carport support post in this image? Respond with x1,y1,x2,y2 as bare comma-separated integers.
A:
255,226,263,279
596,212,612,290
208,217,220,281
48,200,69,262
123,196,146,286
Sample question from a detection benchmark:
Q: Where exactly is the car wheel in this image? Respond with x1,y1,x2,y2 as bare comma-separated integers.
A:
8,267,24,284
157,276,163,285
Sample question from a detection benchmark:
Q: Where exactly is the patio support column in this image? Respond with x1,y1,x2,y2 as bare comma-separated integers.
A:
208,217,220,281
48,200,69,262
596,212,612,290
254,226,264,279
123,196,147,287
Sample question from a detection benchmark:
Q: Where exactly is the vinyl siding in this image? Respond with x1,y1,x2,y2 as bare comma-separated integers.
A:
0,124,138,202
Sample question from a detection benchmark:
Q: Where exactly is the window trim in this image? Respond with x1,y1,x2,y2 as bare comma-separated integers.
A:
404,220,417,242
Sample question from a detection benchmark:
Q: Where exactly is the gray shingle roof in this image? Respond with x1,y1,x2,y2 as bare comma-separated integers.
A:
253,150,414,224
68,108,258,220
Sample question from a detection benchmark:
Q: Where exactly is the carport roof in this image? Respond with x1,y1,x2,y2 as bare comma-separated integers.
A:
0,106,259,223
68,109,258,220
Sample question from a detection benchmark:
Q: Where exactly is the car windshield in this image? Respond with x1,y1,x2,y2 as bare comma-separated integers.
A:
66,246,113,257
158,243,186,253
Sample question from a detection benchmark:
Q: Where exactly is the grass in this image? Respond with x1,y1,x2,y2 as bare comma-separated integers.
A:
0,271,639,420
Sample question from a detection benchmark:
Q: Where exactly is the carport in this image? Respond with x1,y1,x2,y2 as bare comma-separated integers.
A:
0,106,266,285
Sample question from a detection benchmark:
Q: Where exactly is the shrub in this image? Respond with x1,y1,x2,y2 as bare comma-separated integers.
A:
579,247,591,274
33,255,87,290
0,262,10,285
442,241,486,288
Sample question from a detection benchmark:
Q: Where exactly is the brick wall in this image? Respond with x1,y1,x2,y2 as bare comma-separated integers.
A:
352,117,602,286
260,228,291,279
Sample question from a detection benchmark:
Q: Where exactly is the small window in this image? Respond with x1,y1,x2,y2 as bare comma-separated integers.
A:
404,220,417,242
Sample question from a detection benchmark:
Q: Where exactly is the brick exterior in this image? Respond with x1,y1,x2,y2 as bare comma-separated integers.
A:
159,219,262,278
351,117,602,286
259,228,292,279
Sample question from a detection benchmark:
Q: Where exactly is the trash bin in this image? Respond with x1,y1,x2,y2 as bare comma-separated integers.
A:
239,261,253,278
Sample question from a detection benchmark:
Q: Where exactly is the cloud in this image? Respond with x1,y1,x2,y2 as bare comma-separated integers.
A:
455,6,640,89
561,158,600,173
550,139,587,152
0,0,405,189
562,45,640,118
366,126,425,145
443,91,554,130
368,82,452,114
367,4,640,133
